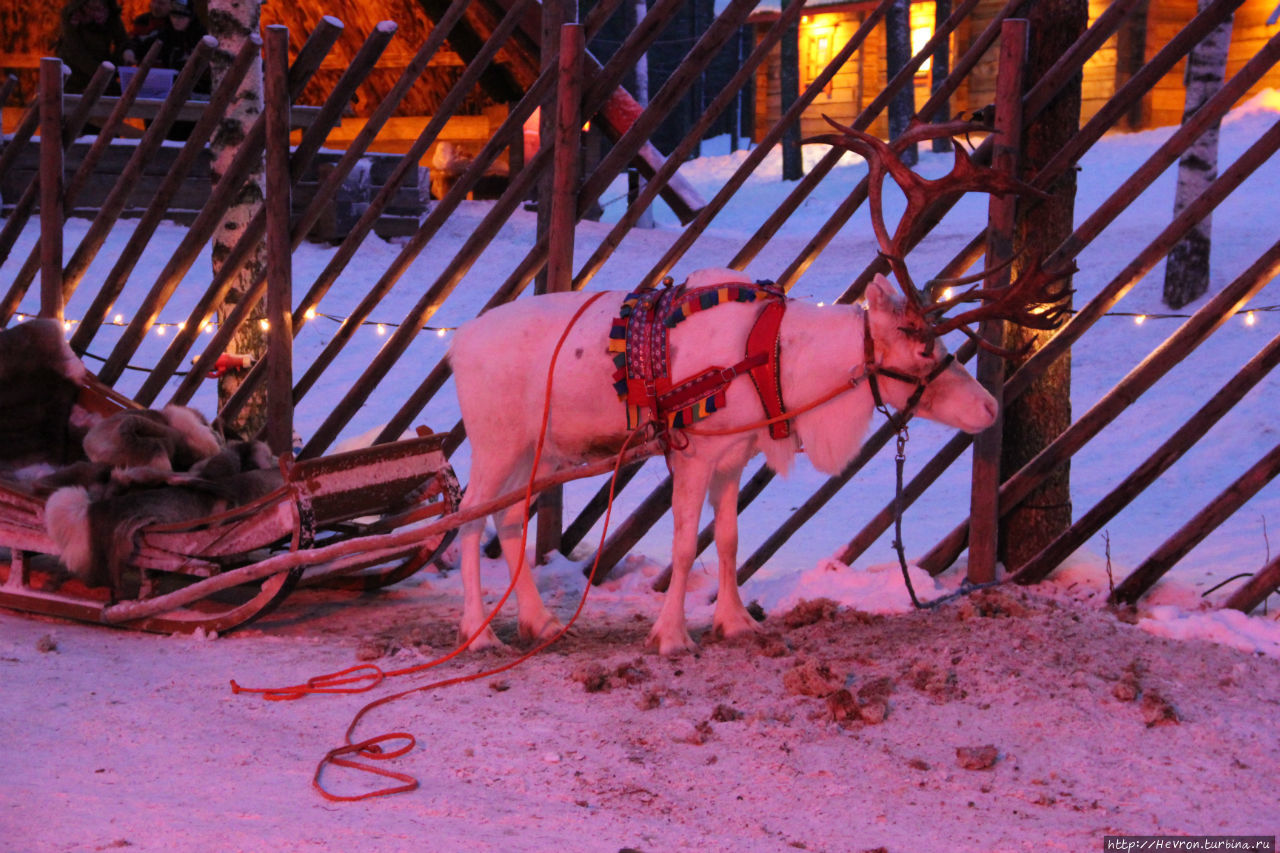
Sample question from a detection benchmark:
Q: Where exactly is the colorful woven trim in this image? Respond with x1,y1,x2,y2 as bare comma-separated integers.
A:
663,282,781,328
608,280,784,430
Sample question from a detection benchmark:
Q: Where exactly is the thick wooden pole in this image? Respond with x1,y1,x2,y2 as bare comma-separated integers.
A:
968,19,1026,584
263,26,294,456
38,58,63,322
140,21,397,407
537,20,583,562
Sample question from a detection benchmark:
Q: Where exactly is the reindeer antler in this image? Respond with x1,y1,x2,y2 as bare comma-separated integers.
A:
806,115,1073,356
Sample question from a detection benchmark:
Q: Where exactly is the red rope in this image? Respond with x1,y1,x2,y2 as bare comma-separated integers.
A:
231,292,636,802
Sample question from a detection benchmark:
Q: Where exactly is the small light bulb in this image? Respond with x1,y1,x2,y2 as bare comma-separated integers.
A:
436,328,447,338
259,319,270,332
63,320,72,331
377,323,386,336
114,313,124,324
1246,311,1257,326
156,325,166,336
942,287,954,301
304,306,316,320
1134,314,1146,326
177,322,185,332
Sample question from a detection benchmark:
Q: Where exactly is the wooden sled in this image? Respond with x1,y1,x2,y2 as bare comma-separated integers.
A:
0,379,460,635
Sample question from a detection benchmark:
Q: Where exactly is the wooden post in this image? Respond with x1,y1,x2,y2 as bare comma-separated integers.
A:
138,21,397,407
968,19,1026,585
38,58,63,322
537,20,583,562
263,26,294,457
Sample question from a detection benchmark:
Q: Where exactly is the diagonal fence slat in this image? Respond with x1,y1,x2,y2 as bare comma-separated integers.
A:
373,0,772,449
170,0,478,412
133,20,399,405
67,36,261,356
92,17,344,387
297,0,684,457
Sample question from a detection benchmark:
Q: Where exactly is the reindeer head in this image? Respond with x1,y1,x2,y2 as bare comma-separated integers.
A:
809,116,1074,358
863,274,997,434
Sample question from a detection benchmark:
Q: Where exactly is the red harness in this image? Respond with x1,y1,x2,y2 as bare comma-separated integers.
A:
611,281,791,439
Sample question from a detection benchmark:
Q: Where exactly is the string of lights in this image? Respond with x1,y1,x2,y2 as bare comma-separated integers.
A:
12,300,1279,376
12,310,458,337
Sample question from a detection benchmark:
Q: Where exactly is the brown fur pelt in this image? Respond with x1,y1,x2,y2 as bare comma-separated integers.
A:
44,441,283,595
0,320,88,470
82,406,223,472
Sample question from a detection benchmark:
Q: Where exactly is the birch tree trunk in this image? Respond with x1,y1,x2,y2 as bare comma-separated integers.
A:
885,0,917,166
207,0,268,438
1162,0,1233,309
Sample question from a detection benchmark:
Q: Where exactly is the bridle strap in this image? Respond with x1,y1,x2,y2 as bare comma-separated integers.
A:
861,309,955,417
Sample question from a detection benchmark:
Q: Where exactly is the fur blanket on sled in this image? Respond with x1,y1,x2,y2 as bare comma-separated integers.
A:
0,320,283,592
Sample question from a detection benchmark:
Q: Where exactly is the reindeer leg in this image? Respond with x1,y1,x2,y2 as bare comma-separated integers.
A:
492,499,563,644
708,468,761,640
457,514,506,651
647,457,709,656
457,454,521,652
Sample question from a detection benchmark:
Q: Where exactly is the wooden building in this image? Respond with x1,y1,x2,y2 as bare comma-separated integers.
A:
749,0,1280,140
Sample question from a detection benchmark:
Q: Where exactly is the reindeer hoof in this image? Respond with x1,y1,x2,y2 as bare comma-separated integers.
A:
711,613,764,641
645,627,698,657
458,624,507,652
518,612,564,644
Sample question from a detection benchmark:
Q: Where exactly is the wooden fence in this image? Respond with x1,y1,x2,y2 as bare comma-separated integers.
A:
1,0,1278,614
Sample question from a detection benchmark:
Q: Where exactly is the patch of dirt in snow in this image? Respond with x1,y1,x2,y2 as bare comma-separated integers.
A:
3,587,1278,852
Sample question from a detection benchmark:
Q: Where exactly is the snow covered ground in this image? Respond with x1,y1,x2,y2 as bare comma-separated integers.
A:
3,92,1280,850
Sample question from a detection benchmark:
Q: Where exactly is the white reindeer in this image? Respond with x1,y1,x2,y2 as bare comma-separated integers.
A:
448,121,1068,655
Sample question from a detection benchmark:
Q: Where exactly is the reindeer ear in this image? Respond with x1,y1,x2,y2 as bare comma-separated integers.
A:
865,273,899,313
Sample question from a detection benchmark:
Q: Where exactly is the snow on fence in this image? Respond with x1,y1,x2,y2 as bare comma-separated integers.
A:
1,0,1277,613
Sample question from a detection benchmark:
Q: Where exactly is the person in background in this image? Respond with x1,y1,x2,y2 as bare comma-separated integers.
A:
57,0,128,93
122,0,173,64
131,0,209,137
142,0,207,76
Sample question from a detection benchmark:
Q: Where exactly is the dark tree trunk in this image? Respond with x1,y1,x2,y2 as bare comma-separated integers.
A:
780,0,802,180
998,0,1085,571
931,0,952,152
1163,0,1233,309
885,0,917,165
